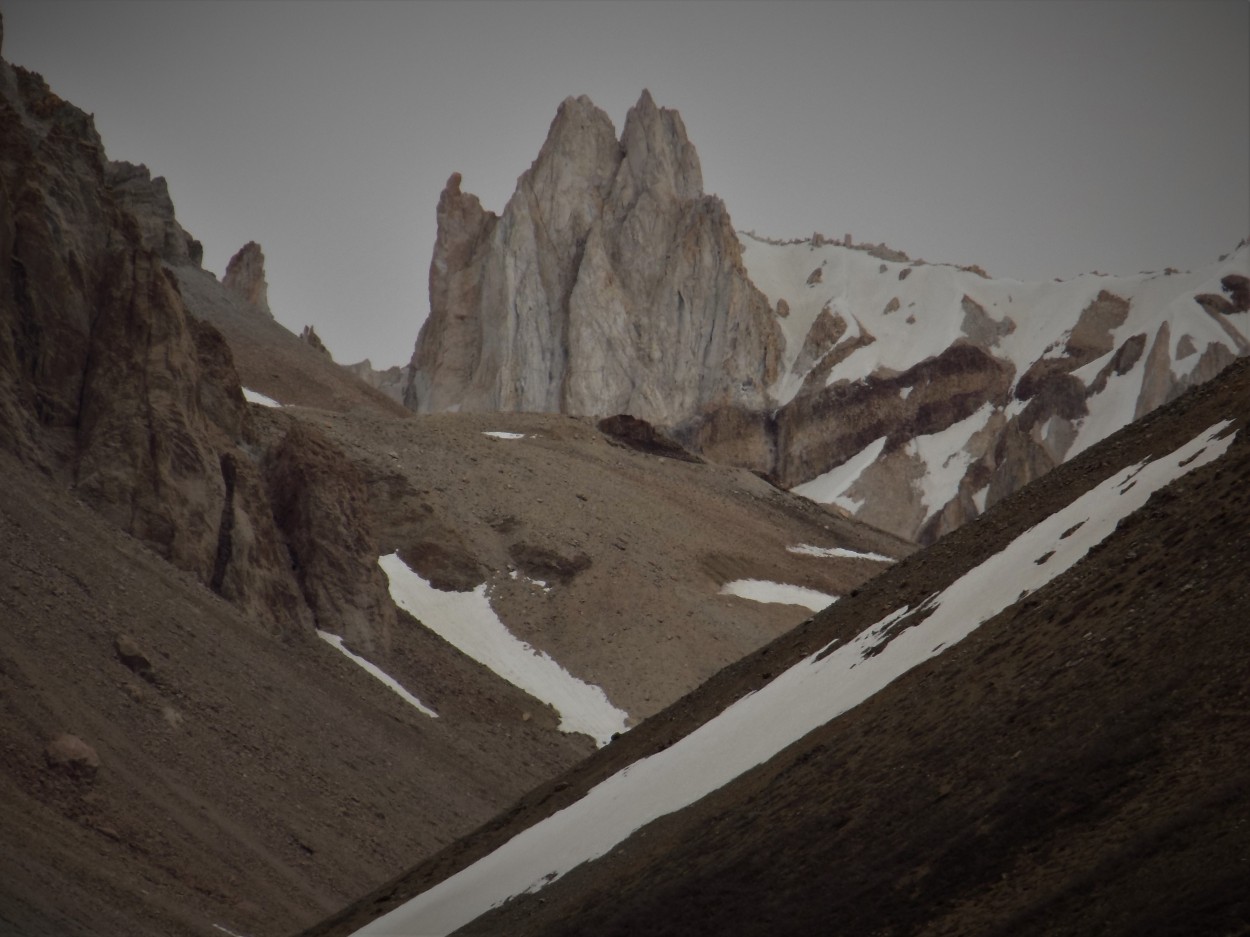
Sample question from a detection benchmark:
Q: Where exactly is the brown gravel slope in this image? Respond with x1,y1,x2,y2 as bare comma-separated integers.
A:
293,404,912,724
306,358,1250,937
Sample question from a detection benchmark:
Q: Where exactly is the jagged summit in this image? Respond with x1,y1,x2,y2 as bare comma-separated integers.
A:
405,91,781,424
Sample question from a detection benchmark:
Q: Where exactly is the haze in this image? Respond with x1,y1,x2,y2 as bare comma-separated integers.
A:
4,0,1246,368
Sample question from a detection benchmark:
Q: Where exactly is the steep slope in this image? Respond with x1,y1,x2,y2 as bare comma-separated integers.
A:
0,50,311,636
304,357,1250,937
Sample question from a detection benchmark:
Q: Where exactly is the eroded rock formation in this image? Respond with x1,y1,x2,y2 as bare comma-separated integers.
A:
406,91,781,425
223,240,271,316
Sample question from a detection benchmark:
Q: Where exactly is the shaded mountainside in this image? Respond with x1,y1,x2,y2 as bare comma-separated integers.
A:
304,358,1250,937
0,447,591,937
0,41,589,937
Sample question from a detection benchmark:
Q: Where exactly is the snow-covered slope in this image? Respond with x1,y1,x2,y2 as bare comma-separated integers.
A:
732,233,1249,543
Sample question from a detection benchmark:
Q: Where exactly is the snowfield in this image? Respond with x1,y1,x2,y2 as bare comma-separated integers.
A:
378,554,628,746
350,420,1236,937
720,579,837,612
241,388,281,407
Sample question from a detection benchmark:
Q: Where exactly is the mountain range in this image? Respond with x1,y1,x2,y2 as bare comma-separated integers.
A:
1,14,1247,937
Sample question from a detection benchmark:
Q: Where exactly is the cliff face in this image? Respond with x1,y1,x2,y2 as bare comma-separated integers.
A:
0,53,420,639
406,91,781,425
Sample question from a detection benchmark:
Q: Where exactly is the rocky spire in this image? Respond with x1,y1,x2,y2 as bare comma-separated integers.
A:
406,91,780,426
223,241,271,316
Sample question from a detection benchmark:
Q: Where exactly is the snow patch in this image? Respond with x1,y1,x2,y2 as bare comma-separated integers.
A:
509,569,551,592
720,579,837,612
908,403,994,517
241,388,280,408
317,631,437,718
378,555,627,746
352,420,1235,937
483,431,527,440
791,435,888,513
788,544,893,563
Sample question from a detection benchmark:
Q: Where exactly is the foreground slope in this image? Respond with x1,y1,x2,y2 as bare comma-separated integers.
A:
306,358,1250,937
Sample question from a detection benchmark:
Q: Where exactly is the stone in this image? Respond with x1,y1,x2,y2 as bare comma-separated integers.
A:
114,634,155,683
597,414,702,463
0,60,312,637
300,325,331,357
45,734,100,779
105,161,203,266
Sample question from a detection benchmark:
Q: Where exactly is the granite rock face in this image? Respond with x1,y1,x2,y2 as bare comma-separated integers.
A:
104,160,203,266
406,91,781,425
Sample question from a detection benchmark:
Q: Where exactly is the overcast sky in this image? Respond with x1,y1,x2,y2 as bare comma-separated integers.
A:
4,1,1247,368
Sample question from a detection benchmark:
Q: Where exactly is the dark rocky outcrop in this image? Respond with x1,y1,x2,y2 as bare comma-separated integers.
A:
263,423,398,652
597,413,703,463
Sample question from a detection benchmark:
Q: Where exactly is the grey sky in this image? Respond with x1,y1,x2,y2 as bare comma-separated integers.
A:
4,1,1247,368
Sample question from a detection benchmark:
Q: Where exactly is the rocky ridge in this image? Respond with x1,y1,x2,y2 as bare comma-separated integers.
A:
0,50,312,636
738,233,1249,542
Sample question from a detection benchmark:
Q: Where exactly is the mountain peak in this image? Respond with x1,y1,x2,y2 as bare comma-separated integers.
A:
408,92,777,422
618,88,702,201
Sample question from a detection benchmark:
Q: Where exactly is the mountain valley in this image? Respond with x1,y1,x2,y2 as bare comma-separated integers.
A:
1,12,1247,937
